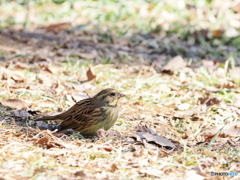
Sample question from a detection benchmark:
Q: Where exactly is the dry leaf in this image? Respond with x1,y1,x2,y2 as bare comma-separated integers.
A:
109,163,118,172
174,107,205,118
114,38,132,46
221,81,235,89
33,132,65,148
202,59,220,73
45,22,72,33
212,29,224,38
198,97,221,106
162,56,187,74
139,168,162,178
2,69,26,83
86,67,96,81
0,99,28,109
40,64,61,74
66,94,76,104
132,124,175,150
71,92,90,102
199,122,240,139
78,53,97,59
11,72,26,83
14,62,32,70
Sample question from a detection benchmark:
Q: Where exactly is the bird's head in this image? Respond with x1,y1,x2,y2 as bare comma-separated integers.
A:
93,88,125,107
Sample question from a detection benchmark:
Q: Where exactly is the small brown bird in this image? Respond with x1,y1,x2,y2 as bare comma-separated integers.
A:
35,88,125,136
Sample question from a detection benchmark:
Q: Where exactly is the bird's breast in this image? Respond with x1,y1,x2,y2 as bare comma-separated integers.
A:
102,106,119,130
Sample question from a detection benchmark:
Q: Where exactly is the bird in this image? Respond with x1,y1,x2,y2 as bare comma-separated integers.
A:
35,88,125,136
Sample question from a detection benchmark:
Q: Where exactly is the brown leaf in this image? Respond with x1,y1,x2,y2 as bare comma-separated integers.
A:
174,107,203,118
199,122,240,139
14,62,32,70
202,59,220,73
71,92,90,102
132,125,175,150
162,56,187,74
109,163,118,172
45,22,72,33
2,69,26,83
86,67,96,81
114,38,132,46
33,133,65,149
221,81,235,89
212,29,224,38
78,53,97,59
40,64,61,74
0,99,28,109
74,171,86,177
232,2,240,14
220,122,240,138
198,97,221,106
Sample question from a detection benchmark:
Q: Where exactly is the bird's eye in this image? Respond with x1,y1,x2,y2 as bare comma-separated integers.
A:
110,93,115,96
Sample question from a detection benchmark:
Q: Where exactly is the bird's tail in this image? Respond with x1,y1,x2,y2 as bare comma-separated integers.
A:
35,115,60,121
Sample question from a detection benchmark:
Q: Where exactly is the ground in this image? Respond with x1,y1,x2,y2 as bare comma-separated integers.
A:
0,0,240,179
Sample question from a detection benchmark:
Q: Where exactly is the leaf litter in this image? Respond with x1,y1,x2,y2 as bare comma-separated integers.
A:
0,6,240,180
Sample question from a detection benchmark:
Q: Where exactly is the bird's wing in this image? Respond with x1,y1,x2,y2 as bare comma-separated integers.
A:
58,99,104,131
35,98,92,121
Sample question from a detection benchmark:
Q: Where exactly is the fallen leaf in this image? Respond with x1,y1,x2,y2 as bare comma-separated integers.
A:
174,106,206,118
74,171,86,177
199,122,240,139
109,163,118,172
86,67,96,81
114,38,132,46
33,132,65,149
212,29,224,38
202,59,220,73
66,94,76,104
139,167,162,178
162,56,187,74
40,64,61,74
45,22,72,33
71,92,90,102
198,97,221,106
14,62,32,70
78,52,97,59
2,69,26,83
0,99,28,109
221,80,235,89
132,124,175,150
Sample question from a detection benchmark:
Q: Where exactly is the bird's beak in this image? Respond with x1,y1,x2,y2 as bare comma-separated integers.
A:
117,93,125,98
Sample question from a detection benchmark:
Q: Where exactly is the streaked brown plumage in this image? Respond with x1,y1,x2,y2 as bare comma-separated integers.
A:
35,88,124,136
